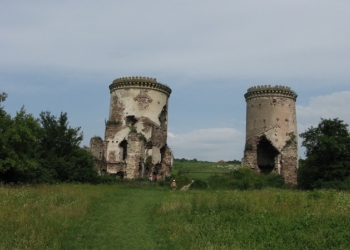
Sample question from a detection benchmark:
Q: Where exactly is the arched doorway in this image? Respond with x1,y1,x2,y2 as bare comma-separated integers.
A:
257,136,279,174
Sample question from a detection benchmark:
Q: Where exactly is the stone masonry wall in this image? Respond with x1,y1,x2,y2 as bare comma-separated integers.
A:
243,85,298,185
102,76,173,179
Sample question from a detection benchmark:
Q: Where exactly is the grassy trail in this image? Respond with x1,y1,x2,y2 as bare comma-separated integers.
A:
2,184,350,249
61,187,164,250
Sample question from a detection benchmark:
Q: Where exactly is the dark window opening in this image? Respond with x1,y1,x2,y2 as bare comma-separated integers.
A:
138,161,145,178
159,106,167,128
119,140,128,161
116,171,124,179
154,163,162,174
257,136,279,174
160,146,166,163
126,115,137,126
144,165,151,178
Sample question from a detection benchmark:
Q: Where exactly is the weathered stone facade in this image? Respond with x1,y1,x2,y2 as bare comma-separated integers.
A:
89,136,106,175
90,76,173,180
242,85,298,184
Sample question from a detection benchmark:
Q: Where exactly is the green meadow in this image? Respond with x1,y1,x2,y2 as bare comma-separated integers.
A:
172,159,241,180
1,180,350,250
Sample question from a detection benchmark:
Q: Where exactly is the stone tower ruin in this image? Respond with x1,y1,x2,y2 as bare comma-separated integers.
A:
90,76,173,180
242,85,298,184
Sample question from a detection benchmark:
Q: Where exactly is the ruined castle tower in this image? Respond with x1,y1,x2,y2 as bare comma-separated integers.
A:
242,85,298,184
101,76,173,179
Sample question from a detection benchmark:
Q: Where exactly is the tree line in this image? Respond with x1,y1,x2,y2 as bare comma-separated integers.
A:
1,91,350,189
0,92,97,183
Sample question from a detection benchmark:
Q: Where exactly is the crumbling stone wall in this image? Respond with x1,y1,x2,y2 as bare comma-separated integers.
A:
124,133,145,178
92,76,173,180
242,85,298,184
159,146,173,178
89,136,106,175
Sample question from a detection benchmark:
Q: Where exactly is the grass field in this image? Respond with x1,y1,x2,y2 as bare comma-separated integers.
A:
172,159,241,180
1,182,350,250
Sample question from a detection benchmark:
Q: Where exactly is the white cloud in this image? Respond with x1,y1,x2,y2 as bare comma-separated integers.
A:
167,128,245,162
297,91,350,158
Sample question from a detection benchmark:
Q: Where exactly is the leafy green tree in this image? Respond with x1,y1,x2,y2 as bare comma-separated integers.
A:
298,118,350,189
0,93,97,183
0,92,42,182
38,111,97,183
0,93,13,175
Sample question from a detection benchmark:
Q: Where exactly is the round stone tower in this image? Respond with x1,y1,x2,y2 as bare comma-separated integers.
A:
242,85,298,184
104,76,172,180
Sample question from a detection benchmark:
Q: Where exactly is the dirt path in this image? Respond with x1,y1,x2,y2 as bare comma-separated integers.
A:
61,187,163,250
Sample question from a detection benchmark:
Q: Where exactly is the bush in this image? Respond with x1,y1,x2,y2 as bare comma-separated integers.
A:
190,179,208,190
206,168,286,190
264,173,285,188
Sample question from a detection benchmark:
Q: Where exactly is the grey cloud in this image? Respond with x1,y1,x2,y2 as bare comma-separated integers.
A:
1,1,350,83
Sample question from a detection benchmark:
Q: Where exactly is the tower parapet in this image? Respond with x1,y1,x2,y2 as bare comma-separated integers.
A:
244,85,297,101
110,76,172,97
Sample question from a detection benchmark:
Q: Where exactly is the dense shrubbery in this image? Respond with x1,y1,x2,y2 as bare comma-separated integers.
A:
0,92,98,184
206,168,286,190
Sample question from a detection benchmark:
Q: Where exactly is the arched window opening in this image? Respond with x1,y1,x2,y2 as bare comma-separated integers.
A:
119,140,128,161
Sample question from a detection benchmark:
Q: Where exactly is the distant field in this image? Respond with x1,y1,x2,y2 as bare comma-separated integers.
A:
1,182,350,249
172,159,241,180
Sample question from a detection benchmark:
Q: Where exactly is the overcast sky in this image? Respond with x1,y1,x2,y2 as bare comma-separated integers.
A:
1,1,350,161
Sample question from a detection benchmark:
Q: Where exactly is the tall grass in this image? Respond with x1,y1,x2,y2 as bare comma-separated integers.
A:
2,183,350,249
153,189,350,249
0,184,102,249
